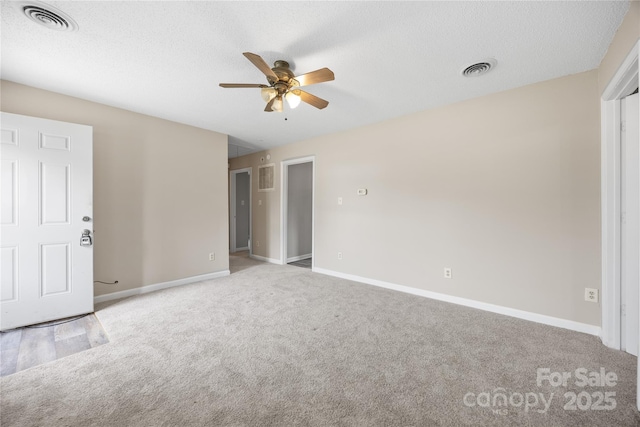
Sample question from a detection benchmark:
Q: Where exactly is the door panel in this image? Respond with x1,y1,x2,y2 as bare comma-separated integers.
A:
1,159,17,225
0,112,93,330
41,243,71,296
40,133,70,151
0,247,18,302
40,162,71,224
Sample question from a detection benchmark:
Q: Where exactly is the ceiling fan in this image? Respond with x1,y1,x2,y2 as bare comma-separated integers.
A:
219,52,334,112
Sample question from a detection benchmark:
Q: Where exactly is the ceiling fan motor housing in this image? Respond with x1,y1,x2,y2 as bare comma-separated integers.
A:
268,60,297,95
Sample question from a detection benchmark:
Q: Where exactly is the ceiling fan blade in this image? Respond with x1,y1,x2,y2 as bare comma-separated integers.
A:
219,83,269,88
299,90,329,109
264,97,276,112
295,68,335,87
243,52,278,80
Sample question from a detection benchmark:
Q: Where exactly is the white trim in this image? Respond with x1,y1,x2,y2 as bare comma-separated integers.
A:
602,40,640,102
281,156,315,268
250,254,281,264
313,267,601,337
601,98,623,349
600,39,640,350
94,270,230,304
230,167,252,254
286,253,312,263
230,170,237,253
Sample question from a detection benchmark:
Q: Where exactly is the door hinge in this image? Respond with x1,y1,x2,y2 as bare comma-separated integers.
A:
621,120,626,132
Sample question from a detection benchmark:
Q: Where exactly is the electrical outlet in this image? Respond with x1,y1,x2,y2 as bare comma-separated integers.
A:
444,268,452,279
209,253,215,261
256,241,260,247
585,288,599,303
338,252,343,260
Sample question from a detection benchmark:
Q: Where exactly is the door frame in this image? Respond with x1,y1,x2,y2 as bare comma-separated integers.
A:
620,93,639,356
281,156,315,267
600,39,639,411
601,39,639,350
229,167,252,254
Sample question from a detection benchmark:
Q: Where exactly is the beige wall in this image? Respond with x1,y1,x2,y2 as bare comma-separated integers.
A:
598,0,639,94
231,70,602,326
1,80,229,297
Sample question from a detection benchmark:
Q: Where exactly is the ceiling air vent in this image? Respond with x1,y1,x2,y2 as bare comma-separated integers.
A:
21,2,78,32
461,59,497,77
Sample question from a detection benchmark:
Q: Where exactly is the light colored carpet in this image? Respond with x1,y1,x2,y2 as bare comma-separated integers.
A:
1,254,638,426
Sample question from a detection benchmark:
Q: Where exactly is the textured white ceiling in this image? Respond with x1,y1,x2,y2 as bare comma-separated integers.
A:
0,1,630,157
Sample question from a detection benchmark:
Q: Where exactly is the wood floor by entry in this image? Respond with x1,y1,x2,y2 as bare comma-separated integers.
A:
0,314,109,377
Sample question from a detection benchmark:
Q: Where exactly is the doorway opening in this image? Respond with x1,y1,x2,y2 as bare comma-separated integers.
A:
281,157,314,269
600,39,639,410
601,40,640,351
230,168,251,254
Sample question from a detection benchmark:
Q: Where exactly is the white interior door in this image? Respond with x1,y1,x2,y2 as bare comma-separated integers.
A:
621,93,639,357
1,112,93,330
230,168,251,253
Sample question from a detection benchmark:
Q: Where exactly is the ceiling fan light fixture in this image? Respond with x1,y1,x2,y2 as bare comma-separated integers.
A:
272,96,283,112
285,90,301,109
261,87,277,102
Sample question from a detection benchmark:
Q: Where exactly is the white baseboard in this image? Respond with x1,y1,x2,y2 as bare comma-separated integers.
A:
286,253,312,263
94,270,230,304
312,267,601,337
250,254,282,264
